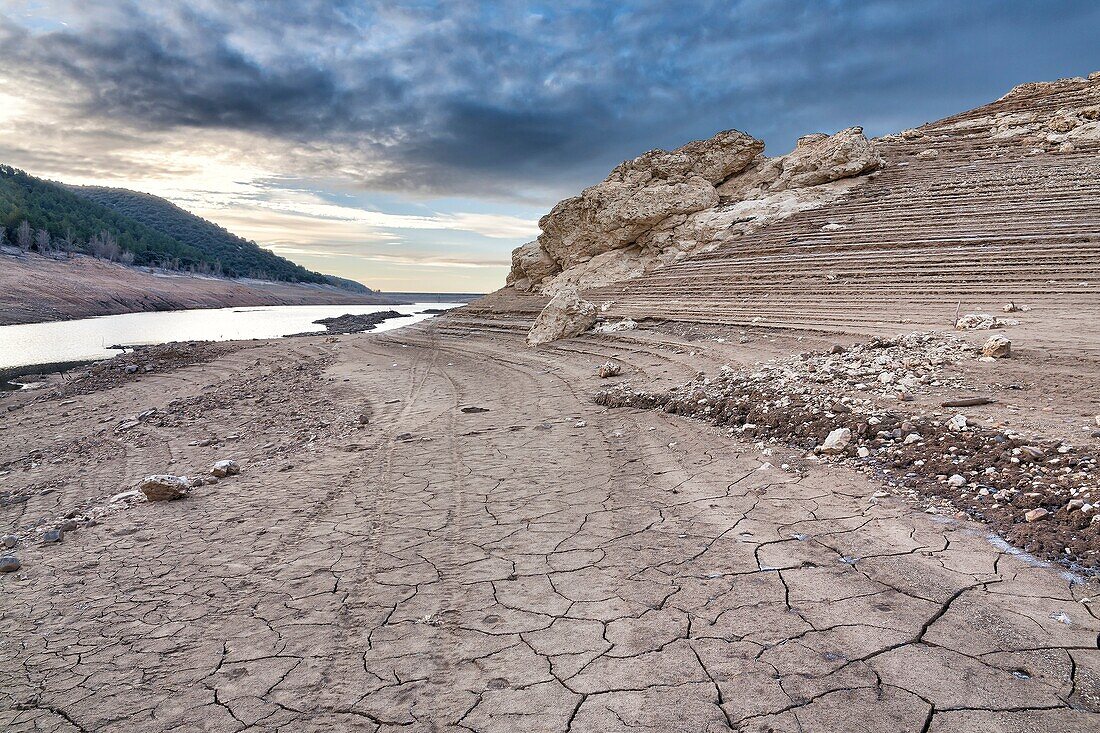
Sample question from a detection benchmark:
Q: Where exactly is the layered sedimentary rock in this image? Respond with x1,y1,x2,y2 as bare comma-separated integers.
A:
508,126,883,293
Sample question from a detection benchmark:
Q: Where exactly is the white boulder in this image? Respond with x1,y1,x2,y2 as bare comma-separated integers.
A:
526,288,598,346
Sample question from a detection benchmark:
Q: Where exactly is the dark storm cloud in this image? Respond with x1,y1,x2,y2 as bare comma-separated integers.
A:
2,0,1098,196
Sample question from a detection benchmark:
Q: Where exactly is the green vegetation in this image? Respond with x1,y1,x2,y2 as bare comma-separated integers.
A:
0,165,364,288
0,164,201,267
73,186,327,283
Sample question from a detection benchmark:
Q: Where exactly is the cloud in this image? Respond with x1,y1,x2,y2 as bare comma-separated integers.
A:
3,0,1096,199
0,0,1097,294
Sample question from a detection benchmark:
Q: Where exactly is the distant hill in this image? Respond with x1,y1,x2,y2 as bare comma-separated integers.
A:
0,165,372,290
71,185,332,284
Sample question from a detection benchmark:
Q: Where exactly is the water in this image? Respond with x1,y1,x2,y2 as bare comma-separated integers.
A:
0,303,463,371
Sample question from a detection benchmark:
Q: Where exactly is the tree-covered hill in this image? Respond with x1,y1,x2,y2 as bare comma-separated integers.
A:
0,164,202,266
71,185,329,283
0,165,369,289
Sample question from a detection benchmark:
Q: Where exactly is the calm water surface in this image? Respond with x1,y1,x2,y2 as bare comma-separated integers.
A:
0,303,462,370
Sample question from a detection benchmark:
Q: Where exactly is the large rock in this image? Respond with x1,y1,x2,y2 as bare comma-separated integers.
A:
509,126,882,293
526,288,598,346
508,129,764,288
139,474,191,501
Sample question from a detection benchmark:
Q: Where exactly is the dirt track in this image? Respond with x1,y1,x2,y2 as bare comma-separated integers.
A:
2,324,1097,732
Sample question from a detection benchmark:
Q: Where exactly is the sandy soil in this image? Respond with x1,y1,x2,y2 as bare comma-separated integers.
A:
1,321,1097,732
0,251,394,326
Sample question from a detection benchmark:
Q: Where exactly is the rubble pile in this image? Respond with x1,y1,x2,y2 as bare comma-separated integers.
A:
44,341,242,399
597,332,1099,569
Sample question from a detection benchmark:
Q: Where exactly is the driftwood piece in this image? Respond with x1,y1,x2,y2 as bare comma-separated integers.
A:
941,396,994,408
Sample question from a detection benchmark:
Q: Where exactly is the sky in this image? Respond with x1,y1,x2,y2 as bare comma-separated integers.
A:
0,1,1097,292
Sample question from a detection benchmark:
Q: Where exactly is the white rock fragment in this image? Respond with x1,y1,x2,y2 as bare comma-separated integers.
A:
821,428,852,454
947,414,969,431
210,460,240,478
594,318,638,333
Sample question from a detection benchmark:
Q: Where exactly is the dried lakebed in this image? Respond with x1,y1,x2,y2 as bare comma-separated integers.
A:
0,325,1097,732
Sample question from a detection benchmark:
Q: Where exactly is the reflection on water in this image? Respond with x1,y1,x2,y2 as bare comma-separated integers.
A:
0,303,462,370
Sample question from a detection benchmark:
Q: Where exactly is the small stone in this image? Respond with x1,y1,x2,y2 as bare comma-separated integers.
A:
947,474,967,488
1025,508,1049,522
139,475,190,501
897,391,914,402
597,360,622,378
0,555,20,573
1018,446,1044,462
1,535,15,549
982,335,1011,358
857,447,871,458
947,414,968,431
210,460,240,478
59,519,79,532
821,427,852,454
904,433,922,445
42,529,62,543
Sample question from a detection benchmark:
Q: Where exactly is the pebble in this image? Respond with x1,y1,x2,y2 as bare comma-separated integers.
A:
948,474,967,488
1025,508,1050,522
42,529,62,543
1,535,15,549
0,555,20,573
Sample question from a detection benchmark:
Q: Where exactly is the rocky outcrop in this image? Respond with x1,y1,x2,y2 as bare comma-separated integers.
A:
526,288,598,346
716,127,882,199
508,126,883,293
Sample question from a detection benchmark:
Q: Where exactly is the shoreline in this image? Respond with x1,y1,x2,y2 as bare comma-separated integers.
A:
0,251,402,327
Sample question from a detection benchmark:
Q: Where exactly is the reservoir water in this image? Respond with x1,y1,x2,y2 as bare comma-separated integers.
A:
0,303,462,371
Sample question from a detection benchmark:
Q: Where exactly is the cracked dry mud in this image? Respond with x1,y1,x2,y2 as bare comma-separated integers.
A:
1,327,1098,732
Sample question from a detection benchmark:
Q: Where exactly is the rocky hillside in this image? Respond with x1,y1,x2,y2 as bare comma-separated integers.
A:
458,72,1099,350
508,126,883,294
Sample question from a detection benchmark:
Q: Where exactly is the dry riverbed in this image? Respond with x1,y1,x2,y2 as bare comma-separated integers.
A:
1,322,1097,732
